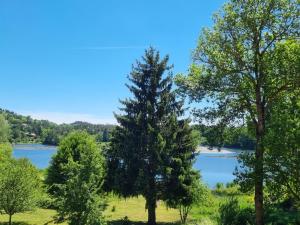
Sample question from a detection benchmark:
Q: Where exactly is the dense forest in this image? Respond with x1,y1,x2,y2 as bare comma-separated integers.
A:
0,108,114,145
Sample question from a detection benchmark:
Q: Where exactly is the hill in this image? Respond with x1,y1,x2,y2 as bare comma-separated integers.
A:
0,108,115,145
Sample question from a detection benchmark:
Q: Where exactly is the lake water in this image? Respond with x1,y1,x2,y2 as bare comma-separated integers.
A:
13,144,239,188
13,144,57,169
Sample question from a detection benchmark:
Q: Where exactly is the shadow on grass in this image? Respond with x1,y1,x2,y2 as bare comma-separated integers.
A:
0,223,30,225
108,220,180,225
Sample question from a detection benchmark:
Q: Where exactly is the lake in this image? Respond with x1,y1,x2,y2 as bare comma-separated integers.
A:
13,144,239,188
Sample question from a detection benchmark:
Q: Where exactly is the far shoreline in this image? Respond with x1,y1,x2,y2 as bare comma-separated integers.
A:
13,143,57,150
197,145,253,154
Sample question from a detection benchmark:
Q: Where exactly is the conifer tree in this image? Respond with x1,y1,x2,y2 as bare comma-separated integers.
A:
106,48,198,225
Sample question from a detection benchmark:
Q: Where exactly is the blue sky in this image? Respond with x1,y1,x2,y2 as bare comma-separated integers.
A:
0,0,225,124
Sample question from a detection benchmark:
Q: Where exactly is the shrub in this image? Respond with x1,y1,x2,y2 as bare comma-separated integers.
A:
216,182,224,190
265,205,300,225
219,197,254,225
37,192,56,209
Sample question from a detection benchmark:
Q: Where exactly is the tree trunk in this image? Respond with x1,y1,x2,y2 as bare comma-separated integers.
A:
147,196,156,225
255,98,265,225
255,135,264,225
9,214,12,225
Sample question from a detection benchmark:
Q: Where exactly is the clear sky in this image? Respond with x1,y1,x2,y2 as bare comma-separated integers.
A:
0,0,226,124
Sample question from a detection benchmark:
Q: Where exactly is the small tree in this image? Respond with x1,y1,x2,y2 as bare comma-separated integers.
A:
162,118,205,224
46,131,106,225
0,158,42,225
165,171,209,224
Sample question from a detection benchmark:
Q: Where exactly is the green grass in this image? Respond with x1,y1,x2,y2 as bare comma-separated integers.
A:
0,196,180,225
0,208,65,225
0,188,253,225
105,196,180,223
189,185,253,224
0,192,248,225
3,187,297,225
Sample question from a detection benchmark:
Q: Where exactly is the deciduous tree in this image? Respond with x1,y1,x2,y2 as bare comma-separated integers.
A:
46,131,106,225
176,1,299,224
0,158,42,225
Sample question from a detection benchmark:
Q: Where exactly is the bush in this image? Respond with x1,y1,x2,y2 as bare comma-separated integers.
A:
216,182,224,190
265,205,300,225
37,193,56,209
219,197,254,225
0,143,12,162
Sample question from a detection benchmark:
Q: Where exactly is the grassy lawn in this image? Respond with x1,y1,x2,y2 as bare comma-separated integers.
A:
0,197,180,225
105,196,180,223
0,208,65,225
1,190,298,225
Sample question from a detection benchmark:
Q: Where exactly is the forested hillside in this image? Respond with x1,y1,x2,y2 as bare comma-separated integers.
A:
0,108,115,145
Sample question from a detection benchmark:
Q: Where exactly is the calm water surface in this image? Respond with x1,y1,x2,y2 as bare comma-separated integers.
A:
13,144,57,169
13,144,240,188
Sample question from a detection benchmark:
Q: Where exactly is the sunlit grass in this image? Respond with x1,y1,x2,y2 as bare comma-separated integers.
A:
0,208,66,225
105,196,180,223
0,196,180,225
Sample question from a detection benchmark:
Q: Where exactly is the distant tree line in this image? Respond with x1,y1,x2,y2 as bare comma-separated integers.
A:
0,109,115,145
193,124,255,150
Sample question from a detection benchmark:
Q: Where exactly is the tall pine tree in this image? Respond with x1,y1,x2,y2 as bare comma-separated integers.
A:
106,48,198,225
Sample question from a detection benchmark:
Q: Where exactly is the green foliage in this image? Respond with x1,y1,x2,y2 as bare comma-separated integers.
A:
0,143,12,162
102,128,110,142
264,90,300,204
41,128,60,145
219,197,254,225
0,158,42,225
165,178,210,224
264,205,300,225
176,0,299,223
106,48,198,225
213,183,243,198
162,116,204,224
37,192,56,209
0,114,10,143
215,183,224,191
46,131,107,225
